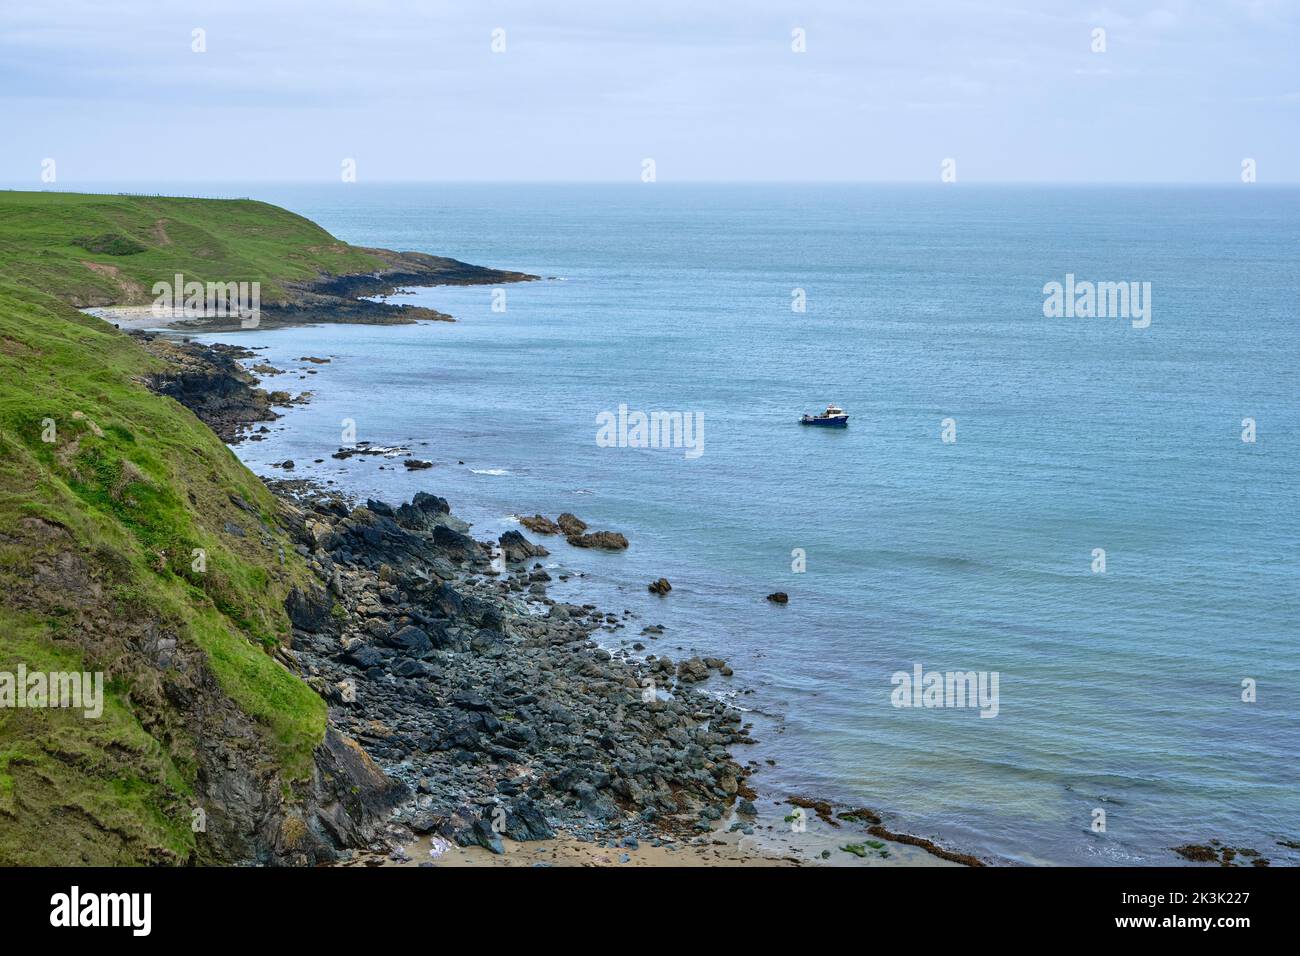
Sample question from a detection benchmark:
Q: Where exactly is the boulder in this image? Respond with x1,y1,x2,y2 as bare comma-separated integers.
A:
647,577,671,596
519,514,560,535
394,493,468,534
556,512,588,536
567,530,629,550
499,799,555,841
766,591,789,604
431,524,483,562
499,529,549,563
391,658,429,678
310,730,409,850
677,657,710,683
385,625,434,659
343,644,385,669
285,585,333,632
426,582,465,618
455,818,504,855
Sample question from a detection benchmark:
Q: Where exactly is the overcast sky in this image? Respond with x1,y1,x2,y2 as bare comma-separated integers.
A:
2,0,1297,183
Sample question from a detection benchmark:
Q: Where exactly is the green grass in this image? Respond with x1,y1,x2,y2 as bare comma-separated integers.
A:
0,192,365,863
0,613,193,865
0,190,386,306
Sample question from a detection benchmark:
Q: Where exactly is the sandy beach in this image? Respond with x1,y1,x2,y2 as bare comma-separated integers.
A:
81,305,199,331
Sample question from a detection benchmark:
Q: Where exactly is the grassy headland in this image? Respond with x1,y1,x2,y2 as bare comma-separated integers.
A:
0,190,521,864
0,191,385,307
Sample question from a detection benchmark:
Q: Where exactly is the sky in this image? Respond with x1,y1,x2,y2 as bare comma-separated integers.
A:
1,0,1297,183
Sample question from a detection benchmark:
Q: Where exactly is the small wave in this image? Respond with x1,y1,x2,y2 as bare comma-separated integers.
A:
471,468,511,476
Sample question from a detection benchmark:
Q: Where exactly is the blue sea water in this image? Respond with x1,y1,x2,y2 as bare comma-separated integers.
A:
184,183,1298,865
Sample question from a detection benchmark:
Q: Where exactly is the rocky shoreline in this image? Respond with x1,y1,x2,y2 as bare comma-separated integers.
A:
276,487,763,860
86,247,539,333
122,292,794,863
138,331,975,866
114,249,1010,865
133,335,299,443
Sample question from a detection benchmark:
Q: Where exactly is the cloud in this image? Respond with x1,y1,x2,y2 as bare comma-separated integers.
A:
0,0,1295,182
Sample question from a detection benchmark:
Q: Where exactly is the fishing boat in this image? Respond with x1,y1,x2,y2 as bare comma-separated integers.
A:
800,404,849,427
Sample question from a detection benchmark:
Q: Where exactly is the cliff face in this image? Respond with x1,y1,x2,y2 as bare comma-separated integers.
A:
0,511,404,865
0,193,466,864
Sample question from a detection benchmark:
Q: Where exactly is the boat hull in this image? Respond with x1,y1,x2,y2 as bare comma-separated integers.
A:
800,416,848,427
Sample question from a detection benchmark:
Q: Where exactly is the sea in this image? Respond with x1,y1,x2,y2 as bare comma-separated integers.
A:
136,182,1297,865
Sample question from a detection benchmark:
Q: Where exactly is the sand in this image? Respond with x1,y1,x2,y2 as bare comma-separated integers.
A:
81,305,198,331
348,801,961,868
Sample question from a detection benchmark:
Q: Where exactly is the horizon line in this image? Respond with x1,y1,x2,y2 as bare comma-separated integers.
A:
4,180,1299,189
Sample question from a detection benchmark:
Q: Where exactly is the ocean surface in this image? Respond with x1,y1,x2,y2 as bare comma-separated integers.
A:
171,183,1298,865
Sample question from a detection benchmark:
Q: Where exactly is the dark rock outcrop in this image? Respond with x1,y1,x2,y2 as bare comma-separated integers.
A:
500,529,548,563
305,730,409,857
286,585,333,632
519,514,560,535
279,490,757,860
137,336,278,442
556,513,587,537
567,530,629,550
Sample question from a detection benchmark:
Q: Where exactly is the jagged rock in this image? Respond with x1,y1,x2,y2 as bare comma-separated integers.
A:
704,656,734,676
392,658,428,678
648,577,671,595
455,818,504,855
519,514,560,535
677,657,710,683
308,730,409,853
556,513,587,536
431,524,483,562
451,691,494,712
500,799,556,841
500,529,549,563
425,582,465,618
343,644,385,669
286,585,333,632
270,488,755,865
469,628,504,654
139,338,279,443
385,625,434,659
567,530,629,550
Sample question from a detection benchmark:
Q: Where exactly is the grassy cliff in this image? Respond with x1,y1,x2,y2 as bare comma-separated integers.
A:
0,191,399,864
0,190,386,307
